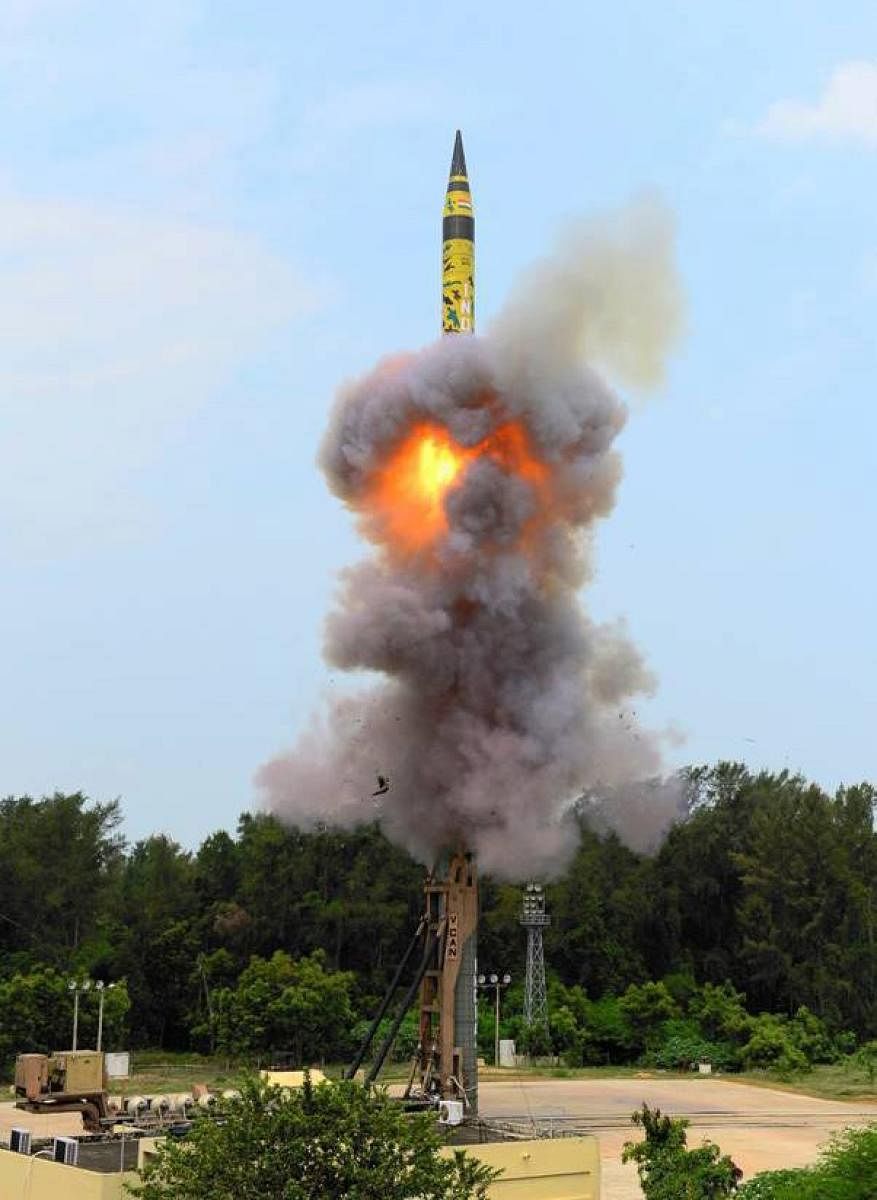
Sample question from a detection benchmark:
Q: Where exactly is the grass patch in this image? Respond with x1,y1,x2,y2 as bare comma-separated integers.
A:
732,1062,877,1103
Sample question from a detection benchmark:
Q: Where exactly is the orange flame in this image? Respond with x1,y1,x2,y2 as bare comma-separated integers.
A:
363,419,547,553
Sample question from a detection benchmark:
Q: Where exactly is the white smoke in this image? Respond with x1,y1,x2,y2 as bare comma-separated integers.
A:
257,199,684,877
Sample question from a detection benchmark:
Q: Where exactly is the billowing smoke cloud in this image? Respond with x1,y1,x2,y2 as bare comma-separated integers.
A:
257,199,684,878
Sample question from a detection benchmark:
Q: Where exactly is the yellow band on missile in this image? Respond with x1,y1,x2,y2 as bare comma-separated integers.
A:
442,237,474,333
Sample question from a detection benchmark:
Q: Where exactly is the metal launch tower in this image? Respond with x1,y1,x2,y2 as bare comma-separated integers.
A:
520,882,550,1030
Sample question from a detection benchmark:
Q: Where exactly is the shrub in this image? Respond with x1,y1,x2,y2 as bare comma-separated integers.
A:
519,1023,552,1057
661,971,700,1011
789,1006,852,1065
622,1104,742,1200
853,1040,877,1086
649,1019,736,1073
0,966,130,1074
738,1124,877,1199
737,1169,817,1199
738,1014,809,1075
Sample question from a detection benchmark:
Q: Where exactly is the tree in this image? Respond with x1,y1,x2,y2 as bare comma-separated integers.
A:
233,816,423,996
622,1104,742,1199
129,1076,498,1200
577,994,636,1065
619,981,680,1053
212,950,356,1064
655,766,877,1039
111,834,199,1047
547,822,655,996
0,792,124,973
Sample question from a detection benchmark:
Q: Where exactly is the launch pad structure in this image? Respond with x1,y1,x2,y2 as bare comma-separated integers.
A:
412,853,479,1110
346,852,479,1113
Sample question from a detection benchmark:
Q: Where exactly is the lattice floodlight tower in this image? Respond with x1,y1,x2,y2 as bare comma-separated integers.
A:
520,882,550,1029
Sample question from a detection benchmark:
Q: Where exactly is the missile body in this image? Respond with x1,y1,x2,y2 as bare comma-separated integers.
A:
442,130,475,334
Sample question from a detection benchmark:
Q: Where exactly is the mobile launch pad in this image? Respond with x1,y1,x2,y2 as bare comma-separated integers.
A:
345,851,479,1112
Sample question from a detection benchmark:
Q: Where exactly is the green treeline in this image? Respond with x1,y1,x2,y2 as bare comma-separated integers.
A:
0,763,874,1075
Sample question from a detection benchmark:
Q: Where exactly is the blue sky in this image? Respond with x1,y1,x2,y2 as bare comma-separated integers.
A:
1,0,875,846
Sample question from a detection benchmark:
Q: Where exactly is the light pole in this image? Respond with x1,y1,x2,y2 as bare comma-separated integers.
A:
68,980,80,1051
68,979,92,1050
95,981,116,1051
69,978,114,1050
477,973,511,1067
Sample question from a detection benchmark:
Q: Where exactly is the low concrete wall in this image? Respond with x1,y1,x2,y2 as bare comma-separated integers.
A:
442,1135,601,1199
2,1131,600,1200
0,1148,134,1199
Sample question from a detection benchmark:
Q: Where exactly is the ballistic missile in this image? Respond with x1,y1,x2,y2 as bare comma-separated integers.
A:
442,130,474,334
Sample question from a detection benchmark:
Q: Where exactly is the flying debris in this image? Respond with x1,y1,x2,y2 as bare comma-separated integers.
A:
372,774,390,796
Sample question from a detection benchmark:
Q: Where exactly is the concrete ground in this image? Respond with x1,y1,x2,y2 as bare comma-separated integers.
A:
478,1076,877,1199
3,1078,875,1198
0,1101,83,1139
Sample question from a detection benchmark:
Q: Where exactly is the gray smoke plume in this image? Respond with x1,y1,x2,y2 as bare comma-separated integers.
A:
257,199,684,878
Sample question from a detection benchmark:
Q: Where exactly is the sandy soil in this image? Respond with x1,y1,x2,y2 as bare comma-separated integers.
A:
478,1076,877,1199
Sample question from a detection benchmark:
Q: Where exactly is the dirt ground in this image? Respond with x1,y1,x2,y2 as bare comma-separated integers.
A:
477,1076,877,1199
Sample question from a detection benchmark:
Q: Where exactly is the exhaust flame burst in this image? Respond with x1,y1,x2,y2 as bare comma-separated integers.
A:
365,419,547,553
258,202,684,877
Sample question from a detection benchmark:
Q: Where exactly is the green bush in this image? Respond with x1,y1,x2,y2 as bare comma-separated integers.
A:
519,1023,552,1057
739,1014,809,1075
788,1006,853,1065
737,1169,818,1199
660,971,700,1011
853,1040,877,1086
649,1019,736,1072
738,1123,877,1199
622,1104,742,1200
